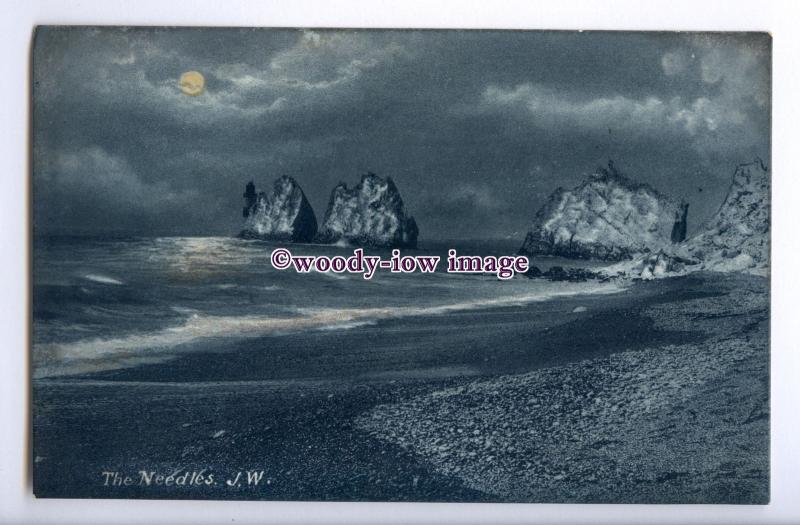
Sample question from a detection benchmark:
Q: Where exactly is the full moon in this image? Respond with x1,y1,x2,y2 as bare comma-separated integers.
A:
179,71,205,96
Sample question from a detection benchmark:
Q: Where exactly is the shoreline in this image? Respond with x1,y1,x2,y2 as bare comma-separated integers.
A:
32,272,768,501
357,273,769,503
40,274,691,384
32,275,626,380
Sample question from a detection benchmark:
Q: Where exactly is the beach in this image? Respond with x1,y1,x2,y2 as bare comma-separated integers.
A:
32,238,769,501
358,273,769,503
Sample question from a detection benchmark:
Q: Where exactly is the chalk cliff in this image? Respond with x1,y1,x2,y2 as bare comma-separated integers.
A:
315,173,418,248
681,159,770,275
240,176,318,242
604,159,770,279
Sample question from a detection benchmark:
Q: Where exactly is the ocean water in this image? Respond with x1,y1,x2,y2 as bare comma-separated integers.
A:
32,236,623,379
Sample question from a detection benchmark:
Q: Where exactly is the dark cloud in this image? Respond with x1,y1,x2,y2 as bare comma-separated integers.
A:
33,27,770,239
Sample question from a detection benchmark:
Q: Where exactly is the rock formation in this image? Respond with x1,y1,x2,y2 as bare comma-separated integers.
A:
239,176,318,242
681,159,770,275
519,161,686,261
603,159,770,279
315,172,419,248
670,202,689,244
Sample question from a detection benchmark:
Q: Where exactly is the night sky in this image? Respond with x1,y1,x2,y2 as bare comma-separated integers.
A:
32,27,770,239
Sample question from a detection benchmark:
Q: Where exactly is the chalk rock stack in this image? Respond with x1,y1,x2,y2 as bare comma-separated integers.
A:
240,176,318,242
519,161,687,261
315,173,419,248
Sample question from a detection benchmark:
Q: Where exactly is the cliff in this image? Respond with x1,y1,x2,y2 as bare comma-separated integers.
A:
604,159,770,279
240,176,318,242
681,159,770,275
315,173,419,248
519,161,687,261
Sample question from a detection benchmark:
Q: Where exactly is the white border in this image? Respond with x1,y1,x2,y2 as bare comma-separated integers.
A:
2,1,799,523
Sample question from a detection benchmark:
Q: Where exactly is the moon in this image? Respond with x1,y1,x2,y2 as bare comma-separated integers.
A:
179,71,205,96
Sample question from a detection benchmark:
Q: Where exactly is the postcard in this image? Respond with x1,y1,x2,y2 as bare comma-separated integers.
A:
31,27,770,502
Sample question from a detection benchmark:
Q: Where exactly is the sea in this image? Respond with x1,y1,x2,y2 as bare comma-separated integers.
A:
32,235,621,380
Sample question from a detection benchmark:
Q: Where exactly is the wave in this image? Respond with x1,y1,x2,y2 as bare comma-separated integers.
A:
170,305,199,314
316,271,348,281
33,280,625,378
82,274,124,285
314,320,377,331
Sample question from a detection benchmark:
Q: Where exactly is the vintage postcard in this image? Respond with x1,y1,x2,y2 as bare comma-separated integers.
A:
32,27,770,502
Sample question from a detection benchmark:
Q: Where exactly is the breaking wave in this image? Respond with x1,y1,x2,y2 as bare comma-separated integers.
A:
33,280,624,378
82,274,124,285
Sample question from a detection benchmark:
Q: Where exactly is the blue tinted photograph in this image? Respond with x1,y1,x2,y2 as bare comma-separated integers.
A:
32,27,770,503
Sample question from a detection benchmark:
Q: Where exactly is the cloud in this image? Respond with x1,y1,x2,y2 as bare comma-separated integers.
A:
263,30,407,90
482,33,769,163
482,83,723,136
110,51,136,65
693,34,770,107
661,50,689,76
41,147,174,202
35,146,198,232
36,29,409,130
438,184,503,213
